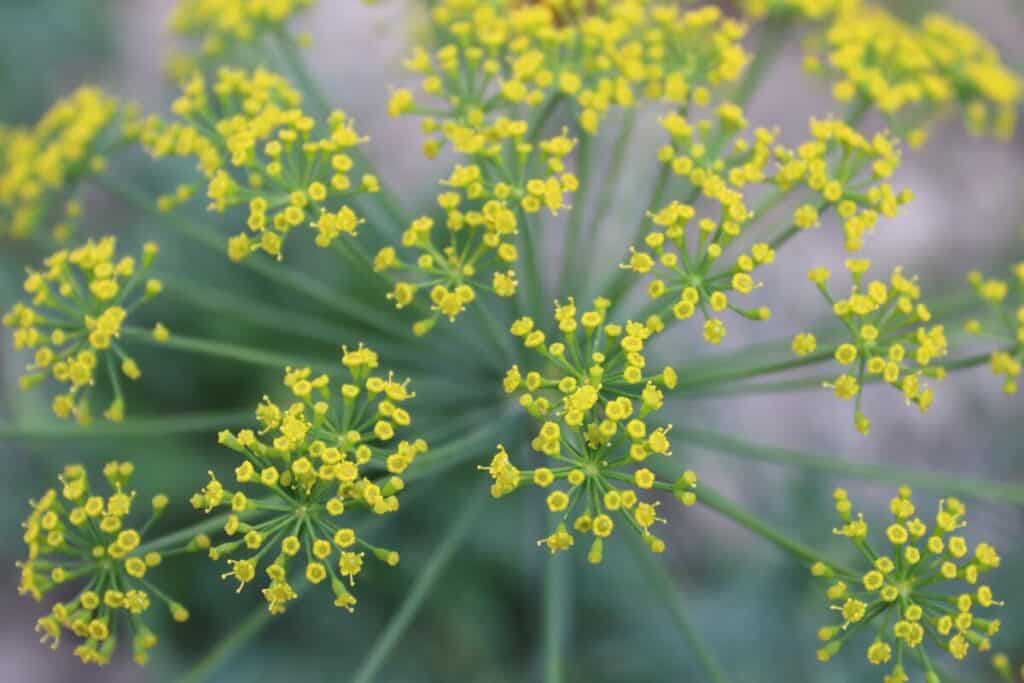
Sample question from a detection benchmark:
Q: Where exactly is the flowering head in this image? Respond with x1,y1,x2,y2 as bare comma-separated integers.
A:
392,2,747,143
964,265,1024,396
2,237,164,424
375,135,576,332
0,87,139,242
19,461,192,666
484,299,691,562
775,118,911,252
141,67,378,261
169,0,315,72
198,343,424,614
805,7,1022,142
814,487,1004,681
795,260,947,435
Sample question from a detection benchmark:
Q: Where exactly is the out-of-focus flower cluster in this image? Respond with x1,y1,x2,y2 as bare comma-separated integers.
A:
482,298,692,563
795,259,947,435
142,67,379,262
196,344,424,614
804,5,1023,142
814,487,1003,683
19,462,192,666
0,87,140,242
965,263,1024,395
2,237,164,423
388,1,747,151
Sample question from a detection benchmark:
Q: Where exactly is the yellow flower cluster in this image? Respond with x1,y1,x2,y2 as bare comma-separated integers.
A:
795,259,947,435
740,0,859,20
170,0,315,58
992,653,1024,681
198,344,424,614
482,298,693,563
141,67,379,261
625,105,779,343
814,487,1003,682
776,118,911,252
19,462,191,666
373,130,577,334
0,87,138,242
2,237,164,424
964,264,1024,396
389,1,747,148
806,6,1023,141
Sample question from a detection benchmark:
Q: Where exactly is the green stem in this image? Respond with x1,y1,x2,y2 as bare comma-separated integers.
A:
697,484,853,574
578,109,636,296
731,17,791,108
518,210,548,321
677,348,836,391
351,486,487,683
558,134,593,298
175,592,292,683
543,550,569,683
629,534,731,683
0,411,250,442
677,426,1024,505
123,326,332,370
96,174,411,339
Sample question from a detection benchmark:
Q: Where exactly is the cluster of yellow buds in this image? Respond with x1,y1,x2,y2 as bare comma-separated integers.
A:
794,260,947,435
141,67,379,261
170,0,315,62
805,6,1023,141
964,264,1024,396
389,1,747,145
740,0,859,20
775,118,911,252
0,87,140,242
814,487,1003,682
19,462,191,666
482,298,692,562
2,237,164,424
373,130,576,334
198,343,424,614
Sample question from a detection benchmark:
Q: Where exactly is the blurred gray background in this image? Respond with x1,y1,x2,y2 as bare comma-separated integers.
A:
1,0,1021,681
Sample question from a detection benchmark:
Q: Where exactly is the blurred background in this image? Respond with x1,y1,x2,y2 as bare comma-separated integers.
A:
1,0,1022,681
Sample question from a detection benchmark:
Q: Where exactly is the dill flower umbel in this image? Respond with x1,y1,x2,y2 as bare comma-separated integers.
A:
483,298,693,562
775,118,910,252
141,67,379,261
0,87,140,242
963,264,1024,396
2,237,164,424
170,0,315,61
391,1,747,147
197,344,424,614
373,130,576,333
18,462,192,666
814,487,1004,682
805,6,1023,142
795,259,947,435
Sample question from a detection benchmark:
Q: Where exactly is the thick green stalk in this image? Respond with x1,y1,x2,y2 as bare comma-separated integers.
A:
731,18,791,108
558,134,593,298
123,327,332,370
629,535,730,683
578,109,636,296
543,550,569,683
351,487,487,683
677,426,1024,505
697,484,853,574
677,348,837,391
518,210,549,321
0,411,250,442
